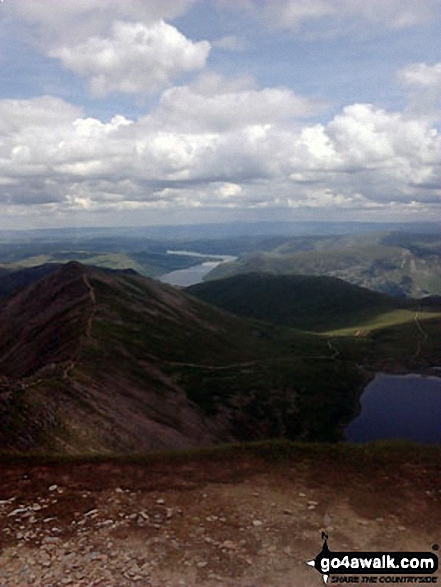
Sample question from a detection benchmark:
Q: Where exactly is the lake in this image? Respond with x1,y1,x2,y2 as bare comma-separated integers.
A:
345,373,441,444
158,250,237,287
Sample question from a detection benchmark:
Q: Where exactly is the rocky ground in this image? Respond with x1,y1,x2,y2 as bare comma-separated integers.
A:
0,444,440,587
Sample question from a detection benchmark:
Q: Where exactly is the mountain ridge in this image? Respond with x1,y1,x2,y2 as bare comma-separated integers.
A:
0,262,368,453
2,262,438,455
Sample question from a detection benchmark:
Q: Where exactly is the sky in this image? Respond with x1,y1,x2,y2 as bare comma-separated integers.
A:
0,0,440,229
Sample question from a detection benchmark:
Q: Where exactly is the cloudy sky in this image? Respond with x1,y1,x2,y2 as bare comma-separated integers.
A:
0,0,440,229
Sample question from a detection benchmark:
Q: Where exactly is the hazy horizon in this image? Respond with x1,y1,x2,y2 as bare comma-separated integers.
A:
1,219,440,240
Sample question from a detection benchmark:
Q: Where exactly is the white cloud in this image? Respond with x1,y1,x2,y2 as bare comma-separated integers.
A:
216,183,243,198
149,73,324,132
9,1,208,98
301,104,441,192
287,188,368,209
11,0,196,41
398,62,441,88
337,0,437,29
0,93,439,219
0,96,82,134
50,20,210,97
217,0,437,32
1,1,438,226
261,0,334,29
398,62,441,121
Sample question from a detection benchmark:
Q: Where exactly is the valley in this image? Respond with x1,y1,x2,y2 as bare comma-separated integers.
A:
0,222,440,455
0,253,439,454
1,225,441,297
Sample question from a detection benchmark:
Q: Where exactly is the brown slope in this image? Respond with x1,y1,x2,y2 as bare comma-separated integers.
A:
0,262,233,452
0,261,90,378
0,262,291,453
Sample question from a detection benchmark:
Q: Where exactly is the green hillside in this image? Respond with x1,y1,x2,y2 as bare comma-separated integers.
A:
188,272,414,332
188,272,441,372
1,229,440,297
207,232,441,298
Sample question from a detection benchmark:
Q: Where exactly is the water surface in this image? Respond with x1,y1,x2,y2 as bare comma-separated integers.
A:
159,251,236,287
345,373,441,444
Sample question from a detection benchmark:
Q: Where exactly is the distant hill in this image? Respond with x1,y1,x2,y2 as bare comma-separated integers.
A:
0,262,371,453
1,227,440,293
188,272,413,333
0,245,211,279
207,232,441,298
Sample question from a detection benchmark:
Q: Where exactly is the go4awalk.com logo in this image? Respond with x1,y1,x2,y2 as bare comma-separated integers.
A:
307,533,439,584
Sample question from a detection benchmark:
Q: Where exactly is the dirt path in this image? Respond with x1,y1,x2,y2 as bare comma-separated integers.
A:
326,338,340,359
61,274,96,382
82,272,96,338
0,447,439,587
412,304,429,359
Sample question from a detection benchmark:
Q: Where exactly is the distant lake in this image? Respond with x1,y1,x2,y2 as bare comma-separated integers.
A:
159,251,237,287
345,373,441,444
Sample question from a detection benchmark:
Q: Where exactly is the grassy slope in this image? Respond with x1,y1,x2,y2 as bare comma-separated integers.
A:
0,264,62,298
45,267,441,447
189,272,441,371
188,272,414,333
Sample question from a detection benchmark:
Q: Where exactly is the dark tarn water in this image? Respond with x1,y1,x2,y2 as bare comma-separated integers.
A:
345,373,441,444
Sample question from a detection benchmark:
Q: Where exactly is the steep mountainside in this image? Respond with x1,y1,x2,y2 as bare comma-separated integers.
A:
0,262,367,453
0,264,61,299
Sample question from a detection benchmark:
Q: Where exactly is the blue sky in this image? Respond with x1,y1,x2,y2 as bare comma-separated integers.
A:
0,0,439,229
